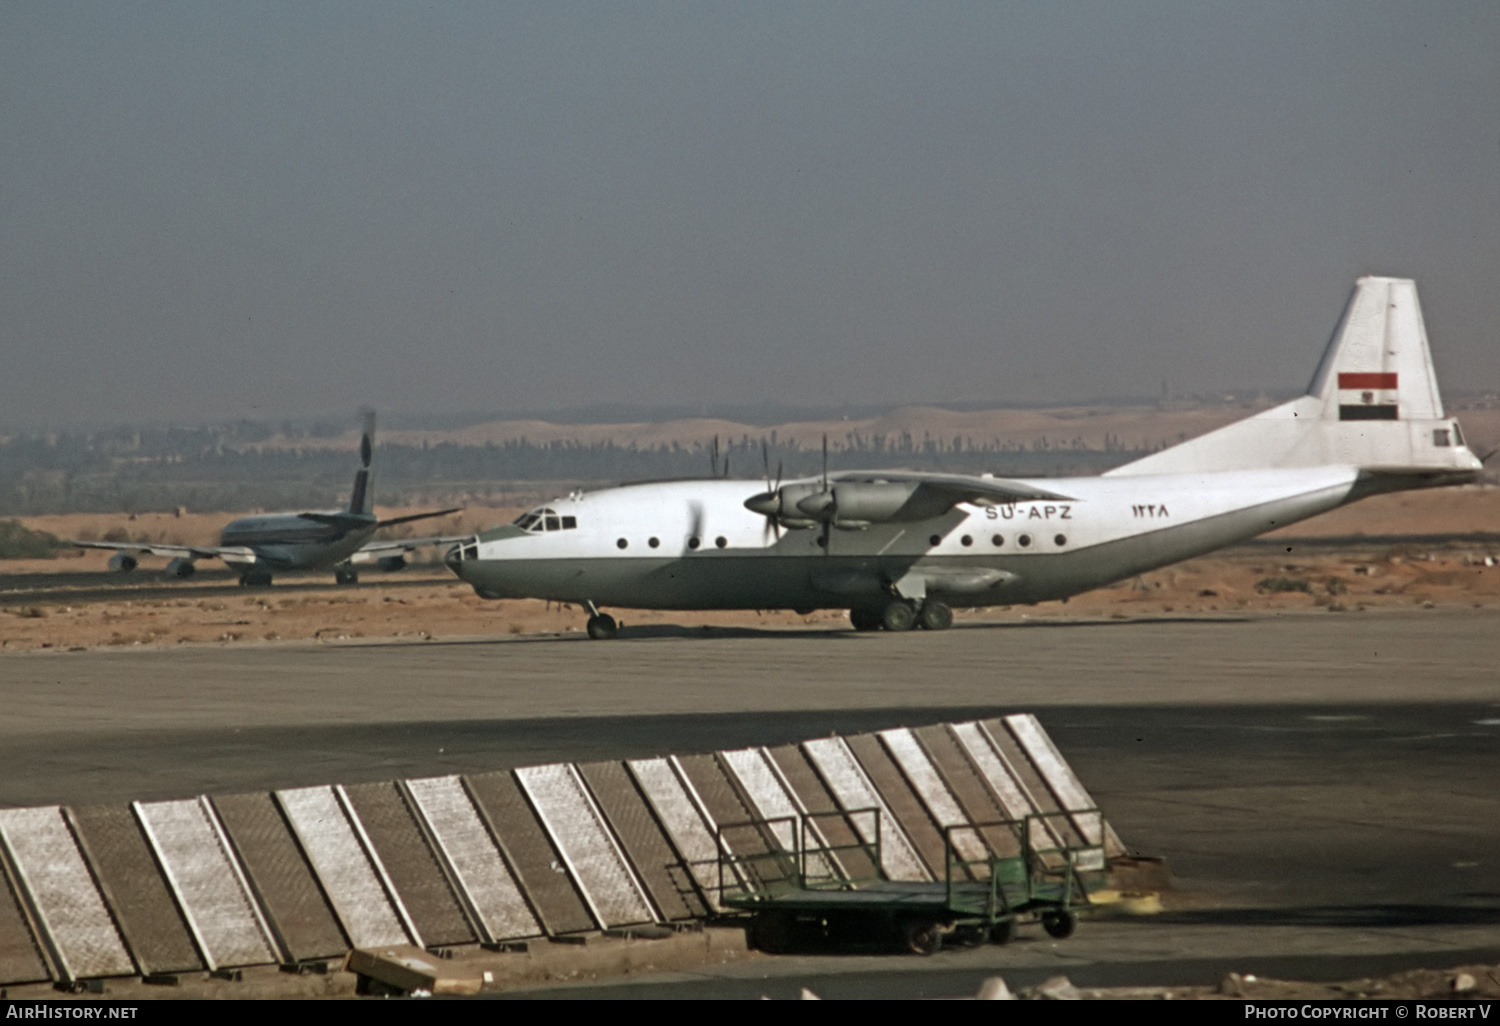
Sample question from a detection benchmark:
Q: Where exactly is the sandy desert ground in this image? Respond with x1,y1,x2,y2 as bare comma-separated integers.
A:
0,486,1495,653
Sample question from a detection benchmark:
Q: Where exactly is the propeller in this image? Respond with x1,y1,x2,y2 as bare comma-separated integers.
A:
685,500,704,555
759,441,783,542
819,434,831,554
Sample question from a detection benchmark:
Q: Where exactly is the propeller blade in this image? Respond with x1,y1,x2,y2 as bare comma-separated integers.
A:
686,501,704,554
821,434,828,491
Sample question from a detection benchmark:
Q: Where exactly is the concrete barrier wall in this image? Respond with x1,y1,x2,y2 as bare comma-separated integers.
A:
0,715,1123,984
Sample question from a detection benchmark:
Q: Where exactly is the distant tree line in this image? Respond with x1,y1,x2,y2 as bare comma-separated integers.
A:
0,425,1153,516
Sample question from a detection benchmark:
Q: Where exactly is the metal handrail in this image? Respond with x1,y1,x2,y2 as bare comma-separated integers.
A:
714,807,884,903
942,810,1108,914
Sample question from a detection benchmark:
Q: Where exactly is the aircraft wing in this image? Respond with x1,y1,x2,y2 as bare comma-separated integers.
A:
296,507,460,530
67,539,236,560
828,470,1075,505
349,534,471,561
376,508,462,528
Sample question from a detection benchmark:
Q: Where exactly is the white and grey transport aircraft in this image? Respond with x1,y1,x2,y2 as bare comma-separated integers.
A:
73,412,462,587
445,277,1483,638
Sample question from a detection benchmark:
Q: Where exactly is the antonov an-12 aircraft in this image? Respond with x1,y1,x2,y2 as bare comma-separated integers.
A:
445,277,1483,638
73,412,462,586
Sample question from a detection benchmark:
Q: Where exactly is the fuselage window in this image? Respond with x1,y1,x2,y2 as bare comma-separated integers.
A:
1054,534,1067,546
616,538,628,549
929,534,942,546
715,536,727,549
992,534,1004,547
648,537,660,548
514,513,540,531
1018,534,1032,548
688,537,701,550
562,516,577,530
960,535,973,547
544,516,561,531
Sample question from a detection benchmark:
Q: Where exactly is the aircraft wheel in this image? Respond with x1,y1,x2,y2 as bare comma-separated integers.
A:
848,607,883,632
239,570,273,588
586,613,619,640
918,600,953,631
334,566,359,586
1041,909,1077,939
880,599,918,632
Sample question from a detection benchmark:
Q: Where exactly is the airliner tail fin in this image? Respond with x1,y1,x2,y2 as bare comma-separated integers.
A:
347,409,376,514
1106,277,1481,478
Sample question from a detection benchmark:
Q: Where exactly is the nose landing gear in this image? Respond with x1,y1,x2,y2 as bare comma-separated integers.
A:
586,613,618,640
583,601,619,640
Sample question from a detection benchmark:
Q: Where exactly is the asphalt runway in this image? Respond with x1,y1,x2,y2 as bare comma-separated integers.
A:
2,607,1497,995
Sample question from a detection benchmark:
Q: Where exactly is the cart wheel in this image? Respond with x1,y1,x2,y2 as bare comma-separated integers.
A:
989,917,1018,945
752,911,794,954
903,918,943,956
1041,909,1077,939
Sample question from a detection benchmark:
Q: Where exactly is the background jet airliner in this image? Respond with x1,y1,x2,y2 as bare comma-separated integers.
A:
74,412,462,586
445,277,1484,638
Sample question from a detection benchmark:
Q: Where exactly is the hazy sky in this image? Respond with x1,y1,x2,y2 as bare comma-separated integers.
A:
3,2,1497,427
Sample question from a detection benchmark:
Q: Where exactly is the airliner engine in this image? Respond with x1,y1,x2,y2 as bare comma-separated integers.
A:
746,481,952,529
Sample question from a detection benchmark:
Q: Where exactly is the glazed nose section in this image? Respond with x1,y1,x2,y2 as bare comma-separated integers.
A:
444,537,480,574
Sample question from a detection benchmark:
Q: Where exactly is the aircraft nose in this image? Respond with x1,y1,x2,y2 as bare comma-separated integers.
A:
443,537,479,576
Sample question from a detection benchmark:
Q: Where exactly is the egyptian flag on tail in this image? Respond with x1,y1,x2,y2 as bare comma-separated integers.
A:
1337,372,1399,420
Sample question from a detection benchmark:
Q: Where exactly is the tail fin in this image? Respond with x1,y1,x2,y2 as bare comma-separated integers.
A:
1105,277,1481,477
347,409,376,514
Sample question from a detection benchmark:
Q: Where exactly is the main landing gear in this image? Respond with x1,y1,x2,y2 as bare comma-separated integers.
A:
849,598,953,633
334,564,360,586
238,569,274,588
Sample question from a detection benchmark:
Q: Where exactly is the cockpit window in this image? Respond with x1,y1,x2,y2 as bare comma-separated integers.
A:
513,507,578,533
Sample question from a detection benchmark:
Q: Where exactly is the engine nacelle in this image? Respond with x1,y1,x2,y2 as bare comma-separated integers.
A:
375,555,407,572
164,557,196,578
107,553,138,573
750,480,953,527
799,482,920,523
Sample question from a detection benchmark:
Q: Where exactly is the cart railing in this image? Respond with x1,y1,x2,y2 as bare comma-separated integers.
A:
714,807,883,904
942,809,1108,917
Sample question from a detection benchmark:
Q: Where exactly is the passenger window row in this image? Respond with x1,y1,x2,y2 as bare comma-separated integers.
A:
929,532,1068,549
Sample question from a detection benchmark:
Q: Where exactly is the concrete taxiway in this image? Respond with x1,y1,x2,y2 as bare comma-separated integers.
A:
1,607,1497,995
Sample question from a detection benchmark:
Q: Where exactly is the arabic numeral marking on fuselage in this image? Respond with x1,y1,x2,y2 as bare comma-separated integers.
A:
1131,504,1169,518
984,504,1071,521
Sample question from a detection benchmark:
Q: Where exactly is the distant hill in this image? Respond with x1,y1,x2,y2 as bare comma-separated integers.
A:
2,400,1496,516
